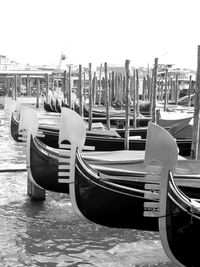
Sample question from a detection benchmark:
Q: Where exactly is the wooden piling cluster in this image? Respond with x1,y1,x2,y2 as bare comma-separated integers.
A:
0,57,196,115
1,58,194,124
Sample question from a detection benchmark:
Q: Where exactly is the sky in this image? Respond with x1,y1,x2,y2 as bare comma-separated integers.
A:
1,0,200,70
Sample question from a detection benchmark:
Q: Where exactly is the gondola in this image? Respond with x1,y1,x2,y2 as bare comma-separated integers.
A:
24,108,162,230
44,94,152,127
158,165,200,266
27,128,150,197
10,108,192,156
45,94,152,126
27,122,149,197
55,98,70,113
10,109,149,148
55,98,62,113
168,93,195,107
25,109,144,196
19,108,68,194
9,109,60,146
157,109,193,128
112,99,151,116
83,105,152,127
28,134,69,193
52,108,200,230
43,100,55,112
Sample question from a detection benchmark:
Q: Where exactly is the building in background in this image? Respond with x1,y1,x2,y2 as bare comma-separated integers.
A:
0,55,21,71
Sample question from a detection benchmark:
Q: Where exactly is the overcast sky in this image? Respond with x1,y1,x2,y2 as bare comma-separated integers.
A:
1,0,200,70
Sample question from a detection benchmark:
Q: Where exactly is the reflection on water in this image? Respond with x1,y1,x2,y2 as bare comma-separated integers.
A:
0,109,173,267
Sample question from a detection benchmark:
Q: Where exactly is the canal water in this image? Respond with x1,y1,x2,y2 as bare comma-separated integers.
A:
0,108,174,267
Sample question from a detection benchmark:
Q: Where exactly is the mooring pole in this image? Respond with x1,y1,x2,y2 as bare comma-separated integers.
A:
191,45,200,159
104,62,110,130
27,175,46,201
136,69,140,118
5,76,9,96
78,65,83,116
93,72,97,106
36,78,40,108
14,75,17,100
88,63,93,130
26,75,30,97
132,70,137,129
124,59,130,150
68,65,72,108
63,70,67,103
152,58,158,123
142,76,146,101
98,64,102,106
111,71,115,105
188,75,192,107
83,71,86,104
164,67,168,111
109,72,112,107
45,74,49,102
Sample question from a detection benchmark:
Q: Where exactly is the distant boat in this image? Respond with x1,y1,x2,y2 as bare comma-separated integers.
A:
43,99,55,113
43,96,152,127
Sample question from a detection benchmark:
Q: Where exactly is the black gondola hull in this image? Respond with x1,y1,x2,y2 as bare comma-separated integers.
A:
10,113,191,155
29,135,69,194
74,153,159,230
159,172,200,267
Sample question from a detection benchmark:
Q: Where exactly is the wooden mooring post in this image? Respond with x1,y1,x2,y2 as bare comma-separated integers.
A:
88,63,93,130
26,75,31,97
83,71,86,104
36,78,40,108
98,64,102,106
188,75,192,107
27,174,46,201
19,139,46,201
191,45,200,159
5,76,9,96
12,75,17,100
45,74,49,102
111,71,115,105
68,65,72,109
136,69,140,118
124,59,130,150
104,62,110,130
132,69,137,129
63,70,67,103
152,58,158,123
142,76,146,101
164,67,168,111
175,73,179,105
93,72,97,106
78,65,83,116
